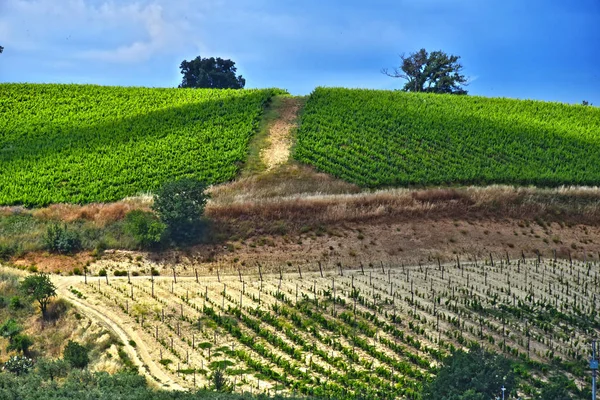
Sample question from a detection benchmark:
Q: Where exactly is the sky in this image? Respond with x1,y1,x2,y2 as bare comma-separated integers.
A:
0,0,599,105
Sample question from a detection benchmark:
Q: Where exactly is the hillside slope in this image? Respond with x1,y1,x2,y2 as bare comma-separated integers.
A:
294,88,600,187
0,84,283,206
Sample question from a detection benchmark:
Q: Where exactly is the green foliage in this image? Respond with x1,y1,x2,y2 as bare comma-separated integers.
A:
152,178,209,244
2,356,33,375
179,56,245,89
210,367,233,393
538,374,576,399
63,340,90,369
295,88,600,187
36,358,70,381
383,48,468,94
0,241,19,261
0,84,284,206
19,273,57,320
422,346,515,400
124,210,166,249
44,224,81,254
0,318,22,339
6,333,33,354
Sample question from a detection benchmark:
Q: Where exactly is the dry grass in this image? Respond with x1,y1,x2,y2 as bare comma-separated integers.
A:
207,185,600,233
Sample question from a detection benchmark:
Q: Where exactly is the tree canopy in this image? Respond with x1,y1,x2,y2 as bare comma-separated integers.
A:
152,178,209,244
0,46,3,54
422,346,515,400
178,56,245,89
19,273,56,320
382,48,468,95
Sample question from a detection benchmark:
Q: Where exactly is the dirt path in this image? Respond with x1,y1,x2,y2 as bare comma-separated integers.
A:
54,276,185,391
260,97,302,171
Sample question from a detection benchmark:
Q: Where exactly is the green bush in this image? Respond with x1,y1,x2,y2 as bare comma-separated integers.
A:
7,334,33,355
8,296,22,310
98,269,107,277
124,210,166,249
0,242,19,261
43,224,81,254
152,178,209,244
63,341,89,369
2,355,33,375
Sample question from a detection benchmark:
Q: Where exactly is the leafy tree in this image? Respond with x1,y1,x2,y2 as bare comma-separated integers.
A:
422,346,515,400
582,100,592,106
63,340,89,369
36,358,70,381
7,334,33,355
179,56,245,89
19,273,57,320
382,48,468,94
152,178,209,244
0,318,23,339
0,46,3,54
124,210,166,249
2,356,33,375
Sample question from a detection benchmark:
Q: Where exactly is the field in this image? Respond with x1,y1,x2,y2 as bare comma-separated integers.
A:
0,84,283,206
294,88,600,187
63,256,600,399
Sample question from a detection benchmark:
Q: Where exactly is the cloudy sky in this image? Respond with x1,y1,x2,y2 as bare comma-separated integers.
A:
0,0,598,104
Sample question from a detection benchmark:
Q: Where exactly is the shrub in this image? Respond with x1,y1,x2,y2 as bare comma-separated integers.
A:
72,268,82,276
2,355,33,375
98,269,107,277
152,178,209,244
0,242,19,261
63,341,89,369
7,334,33,355
8,296,22,310
124,210,166,249
150,268,160,276
114,270,128,277
44,224,81,254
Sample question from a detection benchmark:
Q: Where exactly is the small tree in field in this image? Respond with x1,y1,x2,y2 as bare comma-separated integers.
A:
210,367,233,392
63,340,89,369
19,273,56,320
152,178,209,244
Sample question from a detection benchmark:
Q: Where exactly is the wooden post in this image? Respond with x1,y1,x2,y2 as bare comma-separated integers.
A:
172,268,177,284
318,261,324,278
298,264,302,279
195,269,199,283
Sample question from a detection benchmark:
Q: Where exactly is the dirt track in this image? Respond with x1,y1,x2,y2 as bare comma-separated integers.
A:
54,276,185,391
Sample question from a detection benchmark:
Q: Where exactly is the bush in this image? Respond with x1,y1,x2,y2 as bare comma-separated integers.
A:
114,270,127,277
2,355,33,375
63,341,89,369
9,296,22,310
44,224,81,254
150,268,160,276
152,178,209,244
124,210,166,250
7,334,33,355
98,269,107,277
0,242,19,261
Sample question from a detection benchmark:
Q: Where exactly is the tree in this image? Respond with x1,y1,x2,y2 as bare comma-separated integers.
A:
582,100,592,106
36,358,70,381
382,48,468,95
19,273,57,320
422,346,515,399
179,56,245,89
63,341,89,369
152,178,209,244
124,210,166,249
0,46,3,54
210,367,233,392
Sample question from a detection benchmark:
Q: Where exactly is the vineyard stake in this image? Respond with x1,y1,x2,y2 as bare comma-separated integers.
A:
318,261,324,278
127,269,131,284
298,264,302,279
195,268,198,283
172,267,177,284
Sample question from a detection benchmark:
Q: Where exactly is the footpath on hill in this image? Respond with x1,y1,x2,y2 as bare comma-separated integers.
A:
260,97,302,171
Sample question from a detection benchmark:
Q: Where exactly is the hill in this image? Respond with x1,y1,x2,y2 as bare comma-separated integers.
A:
0,84,283,206
294,88,600,187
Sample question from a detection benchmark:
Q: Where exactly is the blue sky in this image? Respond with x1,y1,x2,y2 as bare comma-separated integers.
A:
1,0,598,104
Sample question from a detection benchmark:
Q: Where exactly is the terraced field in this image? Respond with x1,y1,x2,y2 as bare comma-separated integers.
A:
64,256,600,399
294,88,600,187
0,84,284,206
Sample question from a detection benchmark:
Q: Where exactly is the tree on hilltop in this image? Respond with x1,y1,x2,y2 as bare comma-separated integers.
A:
178,56,245,89
0,46,4,54
382,48,468,95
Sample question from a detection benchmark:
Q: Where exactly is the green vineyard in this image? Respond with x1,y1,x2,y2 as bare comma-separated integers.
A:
71,256,599,399
294,88,600,187
0,84,283,206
